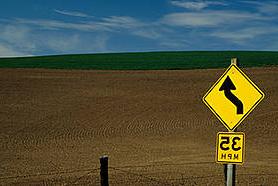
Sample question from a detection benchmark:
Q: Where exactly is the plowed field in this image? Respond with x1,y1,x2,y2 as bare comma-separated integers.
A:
0,67,277,185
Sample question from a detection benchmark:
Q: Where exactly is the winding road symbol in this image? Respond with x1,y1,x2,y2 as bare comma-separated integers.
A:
219,76,243,114
203,63,265,131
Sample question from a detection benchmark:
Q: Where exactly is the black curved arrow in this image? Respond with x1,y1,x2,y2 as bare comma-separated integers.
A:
219,76,243,114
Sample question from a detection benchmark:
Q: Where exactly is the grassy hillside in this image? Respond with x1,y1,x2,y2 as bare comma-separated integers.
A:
0,51,277,70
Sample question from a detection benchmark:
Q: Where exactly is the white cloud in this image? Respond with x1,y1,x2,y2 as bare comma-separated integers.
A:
0,24,36,55
211,26,278,42
44,34,81,52
0,15,152,56
161,11,269,27
171,1,208,10
0,21,110,56
241,1,278,15
2,1,277,55
12,16,156,42
132,29,162,39
0,44,30,57
15,18,109,32
14,16,144,33
257,2,278,15
159,39,188,48
54,9,93,18
99,16,144,29
171,1,227,11
43,34,109,53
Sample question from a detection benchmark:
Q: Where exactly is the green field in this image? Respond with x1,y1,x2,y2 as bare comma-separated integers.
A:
0,51,278,70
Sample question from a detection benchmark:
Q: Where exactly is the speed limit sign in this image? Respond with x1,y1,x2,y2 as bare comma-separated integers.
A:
216,132,245,164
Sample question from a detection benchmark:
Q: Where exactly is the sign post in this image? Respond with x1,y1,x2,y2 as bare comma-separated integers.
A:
216,132,244,186
203,58,265,186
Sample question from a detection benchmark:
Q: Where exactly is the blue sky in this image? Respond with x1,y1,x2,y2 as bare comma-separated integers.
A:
0,0,278,57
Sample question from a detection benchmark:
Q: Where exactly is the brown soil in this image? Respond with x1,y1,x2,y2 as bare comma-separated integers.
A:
0,67,277,185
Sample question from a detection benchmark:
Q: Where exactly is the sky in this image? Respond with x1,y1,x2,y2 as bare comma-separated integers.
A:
0,0,278,57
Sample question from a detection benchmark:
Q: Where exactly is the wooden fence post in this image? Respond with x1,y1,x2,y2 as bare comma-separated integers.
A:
100,155,109,186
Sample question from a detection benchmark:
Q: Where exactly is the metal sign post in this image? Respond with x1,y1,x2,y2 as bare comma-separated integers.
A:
226,164,234,186
227,59,238,186
216,131,244,185
203,58,265,186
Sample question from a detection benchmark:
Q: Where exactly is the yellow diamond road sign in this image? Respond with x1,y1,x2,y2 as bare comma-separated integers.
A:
203,64,265,131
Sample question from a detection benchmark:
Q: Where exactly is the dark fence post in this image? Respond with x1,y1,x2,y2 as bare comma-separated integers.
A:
100,155,109,186
233,164,236,186
224,164,227,182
